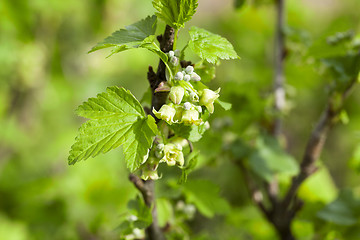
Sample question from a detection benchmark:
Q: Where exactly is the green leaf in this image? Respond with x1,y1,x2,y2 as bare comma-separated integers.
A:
152,0,198,29
128,196,153,229
216,99,232,111
317,189,360,226
139,35,169,64
322,53,360,90
169,124,207,142
156,198,173,227
179,151,199,183
76,87,145,119
234,0,246,9
298,165,338,204
194,60,216,83
348,144,360,174
88,15,157,55
69,87,157,172
249,135,299,181
181,180,231,218
188,26,240,64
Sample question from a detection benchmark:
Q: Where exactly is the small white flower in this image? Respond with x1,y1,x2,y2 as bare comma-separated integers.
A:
184,74,191,82
183,102,191,110
174,71,184,80
196,106,202,113
185,65,194,74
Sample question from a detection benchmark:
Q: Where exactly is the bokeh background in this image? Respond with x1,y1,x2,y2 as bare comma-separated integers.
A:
1,0,360,239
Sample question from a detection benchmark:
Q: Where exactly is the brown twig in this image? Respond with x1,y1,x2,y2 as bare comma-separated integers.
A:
237,161,271,220
283,78,358,209
130,24,175,240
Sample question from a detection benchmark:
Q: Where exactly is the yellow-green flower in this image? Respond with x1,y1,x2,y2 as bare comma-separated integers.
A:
182,109,202,126
160,143,184,166
199,88,220,113
153,104,176,124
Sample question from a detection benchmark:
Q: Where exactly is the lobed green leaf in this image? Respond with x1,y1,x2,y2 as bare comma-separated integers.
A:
69,87,157,172
152,0,198,29
88,15,157,55
188,26,240,64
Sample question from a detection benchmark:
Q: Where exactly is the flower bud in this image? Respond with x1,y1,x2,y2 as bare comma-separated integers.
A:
152,104,176,124
170,56,179,66
199,88,220,114
189,92,199,102
169,86,185,104
184,74,191,82
190,72,201,81
183,102,191,110
174,49,181,57
182,109,202,125
168,50,175,58
174,71,184,80
185,65,194,74
157,143,164,151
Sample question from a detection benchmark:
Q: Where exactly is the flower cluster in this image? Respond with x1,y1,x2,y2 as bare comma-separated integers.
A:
141,139,188,180
153,50,220,126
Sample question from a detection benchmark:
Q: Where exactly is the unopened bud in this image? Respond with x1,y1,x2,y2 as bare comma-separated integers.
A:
190,72,201,81
174,71,184,81
169,86,185,104
185,65,194,74
168,50,175,58
170,56,179,66
184,74,191,82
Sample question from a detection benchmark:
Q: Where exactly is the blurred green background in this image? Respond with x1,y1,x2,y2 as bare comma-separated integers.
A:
1,0,360,239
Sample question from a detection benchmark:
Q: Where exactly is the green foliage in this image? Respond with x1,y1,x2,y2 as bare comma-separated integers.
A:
216,99,232,111
152,0,198,29
170,124,207,142
127,196,153,228
88,15,158,57
317,189,360,226
181,180,231,218
188,26,240,64
69,87,158,172
298,166,337,204
248,135,299,182
194,60,216,83
322,53,360,90
179,150,199,183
